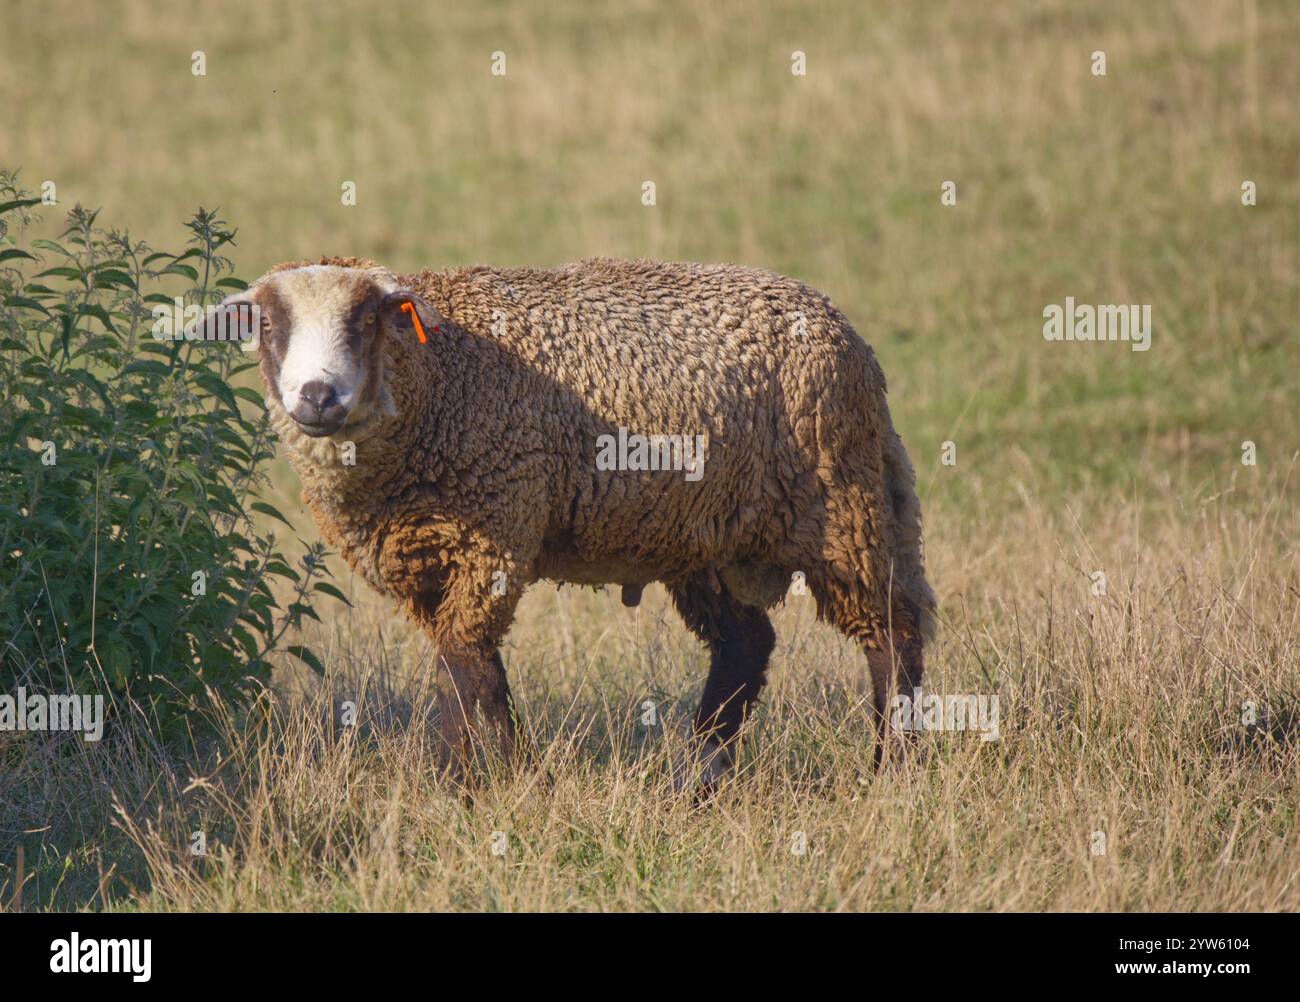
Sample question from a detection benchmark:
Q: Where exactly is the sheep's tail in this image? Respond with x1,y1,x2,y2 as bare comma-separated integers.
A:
882,420,937,644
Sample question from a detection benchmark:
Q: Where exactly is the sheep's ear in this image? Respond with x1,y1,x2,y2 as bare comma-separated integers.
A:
365,266,401,291
380,289,444,342
183,294,264,351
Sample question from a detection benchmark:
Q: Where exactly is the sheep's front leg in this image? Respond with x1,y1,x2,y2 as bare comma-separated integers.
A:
435,645,516,777
428,560,526,779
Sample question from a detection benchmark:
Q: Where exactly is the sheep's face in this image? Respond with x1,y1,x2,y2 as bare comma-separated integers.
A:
192,265,438,438
252,266,392,437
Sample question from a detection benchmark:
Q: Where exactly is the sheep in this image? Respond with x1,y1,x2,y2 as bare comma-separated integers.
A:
193,255,936,785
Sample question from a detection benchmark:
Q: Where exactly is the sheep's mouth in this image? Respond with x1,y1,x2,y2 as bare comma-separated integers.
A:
292,417,345,437
292,408,380,438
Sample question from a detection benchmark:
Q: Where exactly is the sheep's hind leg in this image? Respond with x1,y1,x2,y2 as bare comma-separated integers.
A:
814,574,924,771
862,643,917,770
669,575,776,795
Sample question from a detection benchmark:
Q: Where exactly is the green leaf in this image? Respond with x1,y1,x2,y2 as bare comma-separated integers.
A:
250,500,295,529
232,386,266,407
76,302,119,332
4,295,50,315
285,645,326,676
30,238,70,255
313,581,352,606
0,197,43,215
93,268,137,291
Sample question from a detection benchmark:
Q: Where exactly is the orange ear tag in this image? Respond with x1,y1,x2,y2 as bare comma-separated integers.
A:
400,300,428,344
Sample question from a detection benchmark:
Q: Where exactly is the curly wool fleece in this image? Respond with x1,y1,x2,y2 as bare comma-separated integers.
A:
251,256,935,771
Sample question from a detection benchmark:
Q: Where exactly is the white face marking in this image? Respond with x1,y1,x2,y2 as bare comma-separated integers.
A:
271,267,368,417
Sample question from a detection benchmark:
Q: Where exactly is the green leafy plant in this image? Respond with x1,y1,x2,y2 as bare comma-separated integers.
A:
0,169,335,735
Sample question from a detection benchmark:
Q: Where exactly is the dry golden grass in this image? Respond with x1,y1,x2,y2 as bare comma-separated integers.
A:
6,462,1295,911
2,0,1297,910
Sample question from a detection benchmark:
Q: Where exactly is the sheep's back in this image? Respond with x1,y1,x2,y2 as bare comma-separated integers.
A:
423,259,889,575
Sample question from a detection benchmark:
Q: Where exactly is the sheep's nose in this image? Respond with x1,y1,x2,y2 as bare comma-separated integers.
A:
299,380,338,414
291,380,347,434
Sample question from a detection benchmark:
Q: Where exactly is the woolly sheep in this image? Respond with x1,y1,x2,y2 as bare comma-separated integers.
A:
195,256,936,784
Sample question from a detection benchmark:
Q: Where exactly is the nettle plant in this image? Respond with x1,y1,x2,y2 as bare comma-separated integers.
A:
0,171,339,735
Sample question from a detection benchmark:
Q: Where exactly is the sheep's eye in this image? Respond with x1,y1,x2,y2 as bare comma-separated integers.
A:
364,312,377,328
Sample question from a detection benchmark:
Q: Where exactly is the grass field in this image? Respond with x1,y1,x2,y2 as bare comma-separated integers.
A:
2,0,1298,910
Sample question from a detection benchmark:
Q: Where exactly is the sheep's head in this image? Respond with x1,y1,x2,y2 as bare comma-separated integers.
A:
189,264,441,438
